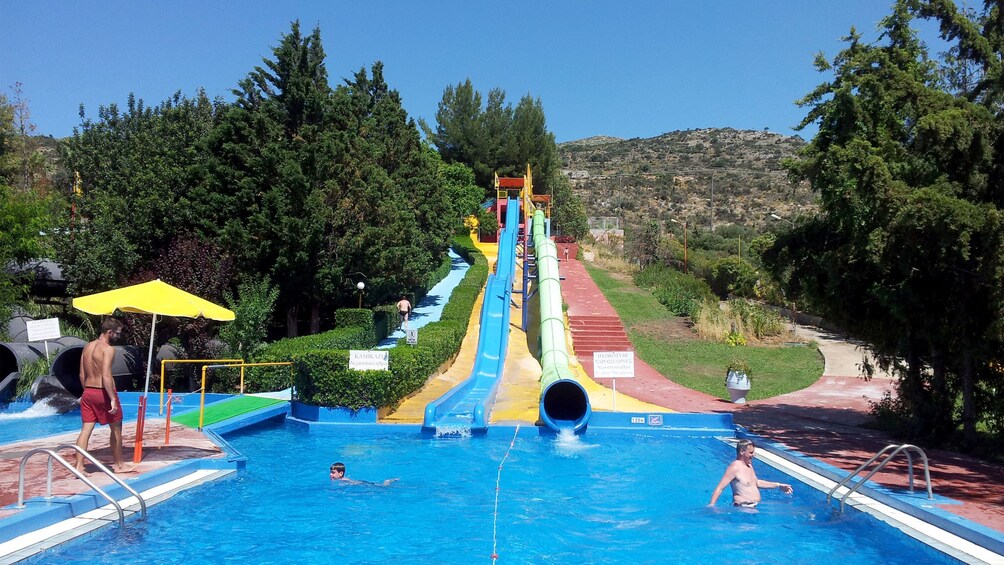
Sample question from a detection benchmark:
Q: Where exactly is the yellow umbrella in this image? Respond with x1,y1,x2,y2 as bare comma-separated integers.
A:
73,278,235,396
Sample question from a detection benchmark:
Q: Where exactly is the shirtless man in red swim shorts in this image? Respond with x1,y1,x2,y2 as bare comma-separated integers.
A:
74,318,131,473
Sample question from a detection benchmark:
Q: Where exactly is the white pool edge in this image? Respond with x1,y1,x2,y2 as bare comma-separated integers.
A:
730,438,1004,565
0,468,234,564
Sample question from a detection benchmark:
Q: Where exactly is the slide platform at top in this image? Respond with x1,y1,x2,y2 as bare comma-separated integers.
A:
422,198,521,433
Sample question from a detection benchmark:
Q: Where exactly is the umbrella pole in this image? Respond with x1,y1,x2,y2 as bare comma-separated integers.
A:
144,314,157,397
134,313,158,464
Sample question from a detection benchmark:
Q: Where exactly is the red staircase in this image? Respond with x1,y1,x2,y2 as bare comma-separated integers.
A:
568,315,633,357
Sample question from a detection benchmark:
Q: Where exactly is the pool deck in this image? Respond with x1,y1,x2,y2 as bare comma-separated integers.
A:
0,420,223,521
560,255,1004,537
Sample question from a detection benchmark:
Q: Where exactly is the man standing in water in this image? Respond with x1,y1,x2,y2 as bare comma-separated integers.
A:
74,318,131,474
709,439,792,507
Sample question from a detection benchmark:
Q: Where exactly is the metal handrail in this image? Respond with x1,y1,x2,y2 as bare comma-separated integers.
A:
55,443,147,519
827,443,933,513
17,446,147,527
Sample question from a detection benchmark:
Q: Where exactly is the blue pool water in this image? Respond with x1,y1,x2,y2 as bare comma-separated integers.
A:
0,402,84,444
36,421,939,564
0,400,143,445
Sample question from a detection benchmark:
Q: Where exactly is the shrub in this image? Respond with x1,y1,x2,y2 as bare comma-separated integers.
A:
245,325,377,393
727,298,785,339
725,358,752,377
634,264,715,316
220,277,278,359
477,208,498,237
709,256,758,298
335,308,375,330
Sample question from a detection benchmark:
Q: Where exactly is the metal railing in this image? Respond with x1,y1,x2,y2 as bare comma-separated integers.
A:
17,444,147,527
827,443,933,513
198,362,293,430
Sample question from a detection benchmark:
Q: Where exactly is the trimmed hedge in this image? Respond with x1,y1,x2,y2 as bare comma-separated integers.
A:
289,235,488,409
244,324,378,393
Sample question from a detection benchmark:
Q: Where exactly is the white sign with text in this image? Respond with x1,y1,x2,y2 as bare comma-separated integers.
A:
406,329,418,345
349,350,390,371
26,318,61,342
593,351,635,379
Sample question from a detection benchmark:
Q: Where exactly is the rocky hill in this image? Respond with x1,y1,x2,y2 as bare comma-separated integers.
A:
559,128,817,231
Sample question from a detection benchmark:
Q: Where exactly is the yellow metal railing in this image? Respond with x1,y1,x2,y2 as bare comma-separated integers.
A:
198,362,293,430
159,359,243,414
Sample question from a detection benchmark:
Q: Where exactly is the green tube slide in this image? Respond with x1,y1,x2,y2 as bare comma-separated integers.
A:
534,210,591,432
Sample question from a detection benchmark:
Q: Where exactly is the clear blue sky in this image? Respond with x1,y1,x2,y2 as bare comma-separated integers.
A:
1,1,946,143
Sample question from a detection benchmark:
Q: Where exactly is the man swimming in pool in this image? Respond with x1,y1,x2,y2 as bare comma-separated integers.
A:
329,462,398,486
708,439,792,507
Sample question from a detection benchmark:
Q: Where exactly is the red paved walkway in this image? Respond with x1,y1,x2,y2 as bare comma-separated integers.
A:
561,256,1004,535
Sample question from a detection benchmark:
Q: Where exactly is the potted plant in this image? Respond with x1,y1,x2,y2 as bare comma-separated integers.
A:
725,358,752,404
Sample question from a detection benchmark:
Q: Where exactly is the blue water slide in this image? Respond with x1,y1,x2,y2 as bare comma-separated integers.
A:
422,199,521,433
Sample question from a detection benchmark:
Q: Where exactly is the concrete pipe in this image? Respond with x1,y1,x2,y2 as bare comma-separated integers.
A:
4,314,33,343
49,344,144,397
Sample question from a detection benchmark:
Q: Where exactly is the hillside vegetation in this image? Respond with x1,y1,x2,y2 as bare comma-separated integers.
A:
559,128,816,230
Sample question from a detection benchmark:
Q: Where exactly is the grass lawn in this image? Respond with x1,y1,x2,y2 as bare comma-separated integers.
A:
584,264,823,402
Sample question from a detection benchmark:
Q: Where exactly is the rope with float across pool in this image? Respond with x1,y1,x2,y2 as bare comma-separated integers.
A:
491,425,519,563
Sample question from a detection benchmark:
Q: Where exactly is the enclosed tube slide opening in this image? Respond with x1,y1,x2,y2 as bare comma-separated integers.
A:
540,379,591,430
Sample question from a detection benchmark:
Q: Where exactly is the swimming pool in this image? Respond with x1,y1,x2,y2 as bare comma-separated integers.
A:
0,399,149,446
0,402,86,445
35,421,938,564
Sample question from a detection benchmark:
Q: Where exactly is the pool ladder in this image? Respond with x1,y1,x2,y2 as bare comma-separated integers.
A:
17,444,147,527
826,443,933,513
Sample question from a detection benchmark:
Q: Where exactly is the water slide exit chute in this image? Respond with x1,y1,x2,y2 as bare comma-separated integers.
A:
534,209,591,432
422,199,521,432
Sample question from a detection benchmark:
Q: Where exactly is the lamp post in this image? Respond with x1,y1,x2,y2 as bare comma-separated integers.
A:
356,281,365,308
770,213,794,228
671,218,688,274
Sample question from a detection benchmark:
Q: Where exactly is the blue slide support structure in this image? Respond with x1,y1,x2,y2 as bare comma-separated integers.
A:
422,199,521,433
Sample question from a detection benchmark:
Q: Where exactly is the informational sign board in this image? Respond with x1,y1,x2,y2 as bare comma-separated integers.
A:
26,318,61,342
593,351,635,379
349,350,389,371
593,351,634,411
406,329,418,345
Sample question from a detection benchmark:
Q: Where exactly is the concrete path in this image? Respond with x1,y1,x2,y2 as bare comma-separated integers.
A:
378,248,470,348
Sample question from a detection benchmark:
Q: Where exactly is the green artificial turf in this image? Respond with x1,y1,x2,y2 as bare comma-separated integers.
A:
172,395,287,428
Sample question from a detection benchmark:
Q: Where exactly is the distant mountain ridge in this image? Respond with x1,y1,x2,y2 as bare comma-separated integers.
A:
558,127,816,231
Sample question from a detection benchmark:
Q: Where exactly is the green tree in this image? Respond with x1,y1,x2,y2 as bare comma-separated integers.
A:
57,90,220,294
425,80,589,238
550,174,589,239
763,1,1004,445
626,220,661,268
0,93,51,324
317,62,452,308
205,21,329,336
437,157,484,228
